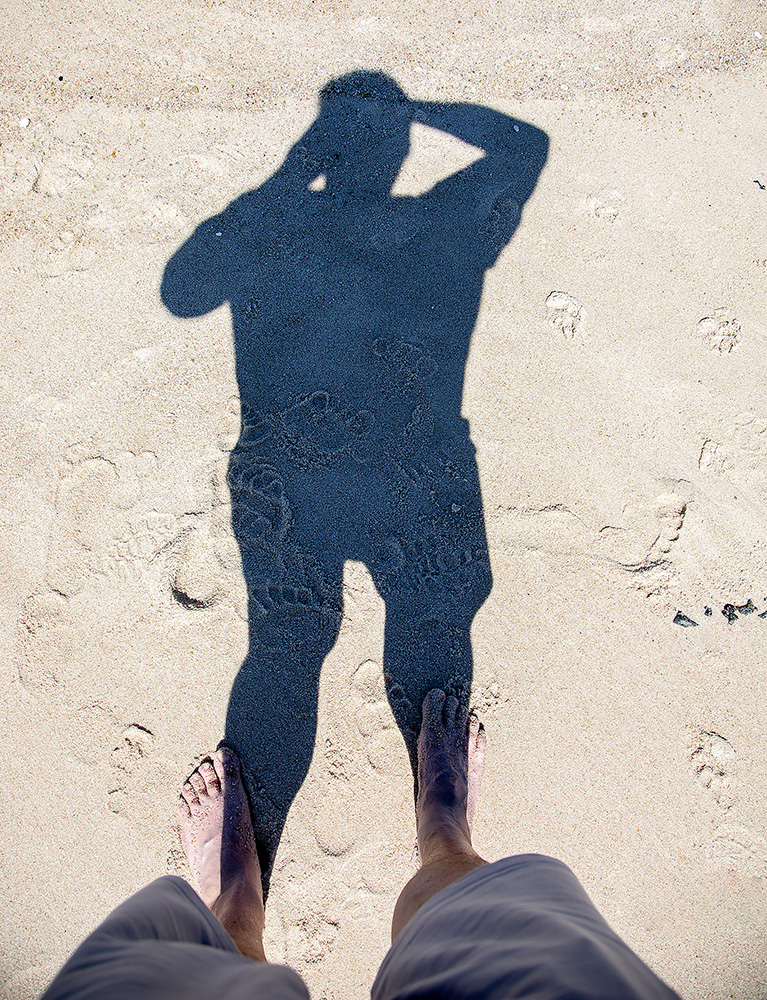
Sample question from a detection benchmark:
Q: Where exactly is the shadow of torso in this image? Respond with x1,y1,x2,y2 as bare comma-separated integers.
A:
227,174,498,591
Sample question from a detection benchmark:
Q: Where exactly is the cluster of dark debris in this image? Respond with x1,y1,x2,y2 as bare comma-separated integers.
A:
674,599,766,628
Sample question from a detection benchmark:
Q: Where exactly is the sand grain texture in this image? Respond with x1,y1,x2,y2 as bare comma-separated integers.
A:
2,1,767,998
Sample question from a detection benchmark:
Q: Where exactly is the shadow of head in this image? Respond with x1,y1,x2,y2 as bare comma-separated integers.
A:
301,70,412,195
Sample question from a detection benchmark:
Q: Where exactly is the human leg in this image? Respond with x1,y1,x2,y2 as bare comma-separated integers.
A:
375,691,681,1000
391,689,487,939
377,564,490,926
41,749,310,1000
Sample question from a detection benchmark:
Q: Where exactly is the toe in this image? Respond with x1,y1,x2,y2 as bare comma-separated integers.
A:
468,711,481,746
455,698,469,734
181,782,199,807
214,746,240,782
422,689,447,725
445,694,460,727
178,795,191,819
189,771,207,797
212,748,227,784
199,759,221,794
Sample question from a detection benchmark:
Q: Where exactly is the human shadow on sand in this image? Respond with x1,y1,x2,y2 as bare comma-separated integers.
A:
162,71,547,891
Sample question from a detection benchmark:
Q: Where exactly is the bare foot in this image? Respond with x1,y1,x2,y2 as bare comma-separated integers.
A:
416,689,486,863
391,690,487,939
179,747,266,961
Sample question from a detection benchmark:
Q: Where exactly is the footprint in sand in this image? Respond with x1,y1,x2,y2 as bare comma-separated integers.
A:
711,823,767,875
545,291,585,339
169,527,224,609
47,450,178,596
352,659,396,739
322,736,358,783
32,144,95,198
698,438,731,476
493,492,686,578
699,413,767,485
593,494,686,571
697,308,741,354
687,733,767,874
313,807,355,858
18,591,74,691
108,724,155,815
217,395,243,452
286,912,339,967
585,187,624,221
348,661,410,777
348,658,408,776
690,730,735,810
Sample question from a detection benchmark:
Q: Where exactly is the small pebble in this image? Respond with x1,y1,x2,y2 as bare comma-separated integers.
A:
674,612,698,628
18,117,30,128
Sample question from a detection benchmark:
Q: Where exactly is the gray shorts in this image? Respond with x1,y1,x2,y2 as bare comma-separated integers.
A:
41,856,680,1000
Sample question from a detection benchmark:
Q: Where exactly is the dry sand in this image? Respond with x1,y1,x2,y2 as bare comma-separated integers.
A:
2,1,767,997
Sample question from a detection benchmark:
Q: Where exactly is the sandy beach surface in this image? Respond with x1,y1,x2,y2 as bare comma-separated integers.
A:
2,1,767,997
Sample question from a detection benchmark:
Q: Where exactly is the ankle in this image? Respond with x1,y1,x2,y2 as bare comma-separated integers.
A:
212,880,264,922
417,805,473,859
211,883,266,961
223,919,267,963
419,833,480,869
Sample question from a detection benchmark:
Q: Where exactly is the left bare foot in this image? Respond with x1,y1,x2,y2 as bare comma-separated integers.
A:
179,747,266,961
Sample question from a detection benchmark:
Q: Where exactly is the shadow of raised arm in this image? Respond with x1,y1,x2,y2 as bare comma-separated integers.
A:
413,100,549,206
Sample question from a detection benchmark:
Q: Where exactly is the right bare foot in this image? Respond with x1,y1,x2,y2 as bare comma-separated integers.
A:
416,689,486,864
390,690,487,939
179,747,266,961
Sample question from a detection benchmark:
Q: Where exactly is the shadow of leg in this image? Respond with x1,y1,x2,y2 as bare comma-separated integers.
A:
224,450,344,896
224,605,339,898
381,597,479,787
